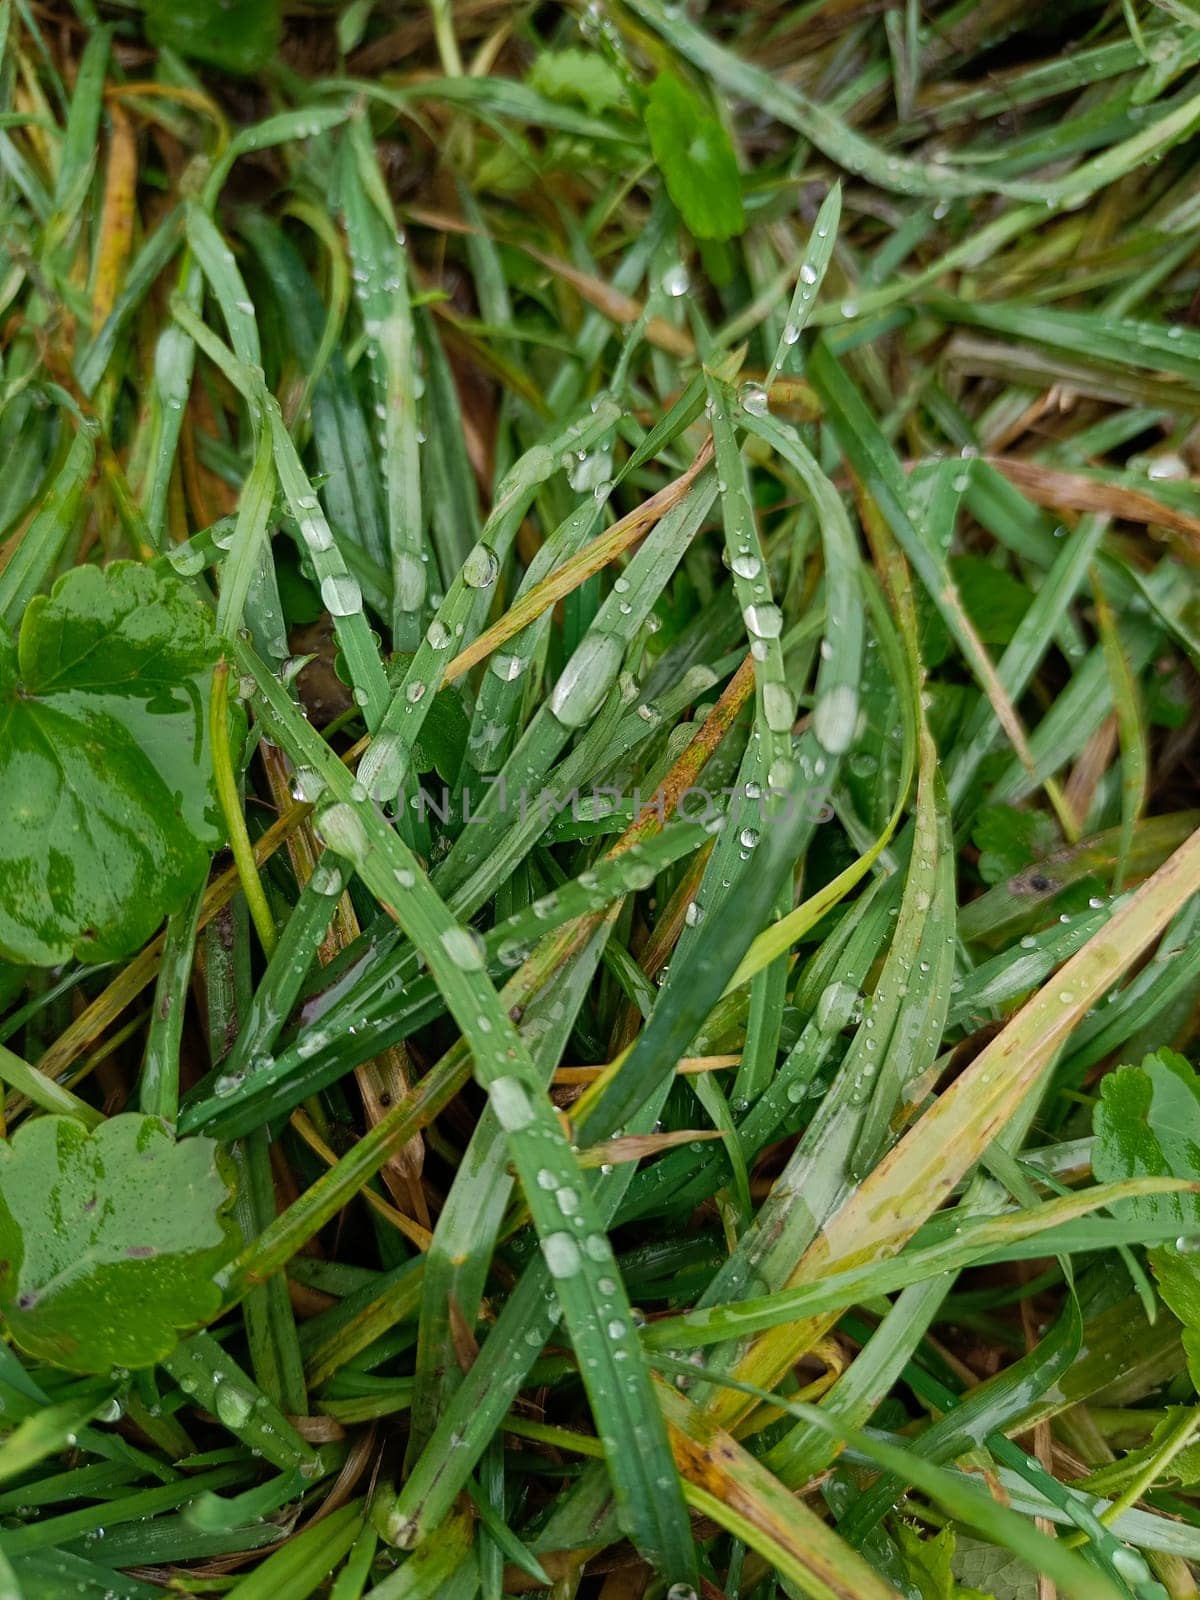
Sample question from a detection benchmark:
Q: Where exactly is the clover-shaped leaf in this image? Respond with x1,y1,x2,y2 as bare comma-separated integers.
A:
0,562,222,966
0,1115,237,1373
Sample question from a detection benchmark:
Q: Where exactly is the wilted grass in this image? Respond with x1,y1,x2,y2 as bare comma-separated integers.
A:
0,1,1199,1597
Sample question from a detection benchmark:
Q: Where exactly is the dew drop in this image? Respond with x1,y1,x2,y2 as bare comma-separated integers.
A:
441,926,485,970
812,683,858,754
167,542,205,576
739,382,769,416
490,1076,534,1130
742,603,782,639
489,652,526,682
550,633,624,727
214,1383,255,1429
463,546,499,589
542,1232,582,1278
320,574,362,616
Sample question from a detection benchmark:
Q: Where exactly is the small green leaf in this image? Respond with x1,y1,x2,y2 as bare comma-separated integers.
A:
950,555,1032,647
142,0,281,74
0,1115,237,1373
1084,1405,1200,1494
953,1536,1038,1600
644,70,745,241
528,49,628,118
0,562,221,966
972,805,1060,885
1093,1050,1200,1384
413,685,470,784
383,655,469,783
894,1522,992,1600
1093,1050,1200,1226
919,555,1032,669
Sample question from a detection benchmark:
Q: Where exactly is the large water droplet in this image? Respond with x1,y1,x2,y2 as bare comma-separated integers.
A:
214,1383,256,1429
317,801,369,864
817,981,860,1032
662,264,689,297
394,551,427,611
762,682,794,732
441,926,485,970
320,573,362,617
463,546,499,589
168,542,205,576
490,1075,534,1131
489,652,526,682
541,1232,582,1278
739,382,769,416
550,633,624,727
812,683,858,753
742,603,782,639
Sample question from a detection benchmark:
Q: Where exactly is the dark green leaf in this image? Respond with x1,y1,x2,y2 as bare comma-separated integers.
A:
972,805,1060,885
0,563,221,966
413,684,471,784
1093,1050,1200,1228
951,556,1033,646
644,70,745,240
1093,1050,1200,1383
0,1115,237,1373
143,0,281,73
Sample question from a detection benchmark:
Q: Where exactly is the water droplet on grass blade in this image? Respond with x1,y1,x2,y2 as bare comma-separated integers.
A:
812,684,858,753
320,574,362,616
317,802,370,865
214,1383,255,1429
542,1232,582,1278
440,926,485,970
490,652,525,682
762,682,794,732
550,633,623,727
739,382,769,415
742,603,782,639
490,1076,534,1130
463,546,499,589
168,542,205,576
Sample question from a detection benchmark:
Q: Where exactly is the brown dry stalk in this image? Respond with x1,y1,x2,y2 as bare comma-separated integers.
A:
986,455,1200,553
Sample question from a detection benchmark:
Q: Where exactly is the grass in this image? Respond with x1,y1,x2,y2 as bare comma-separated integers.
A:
0,0,1199,1597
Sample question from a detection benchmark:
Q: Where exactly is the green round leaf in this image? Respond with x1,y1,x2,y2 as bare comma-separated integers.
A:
0,562,222,966
143,0,282,75
0,1115,237,1373
644,69,745,242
